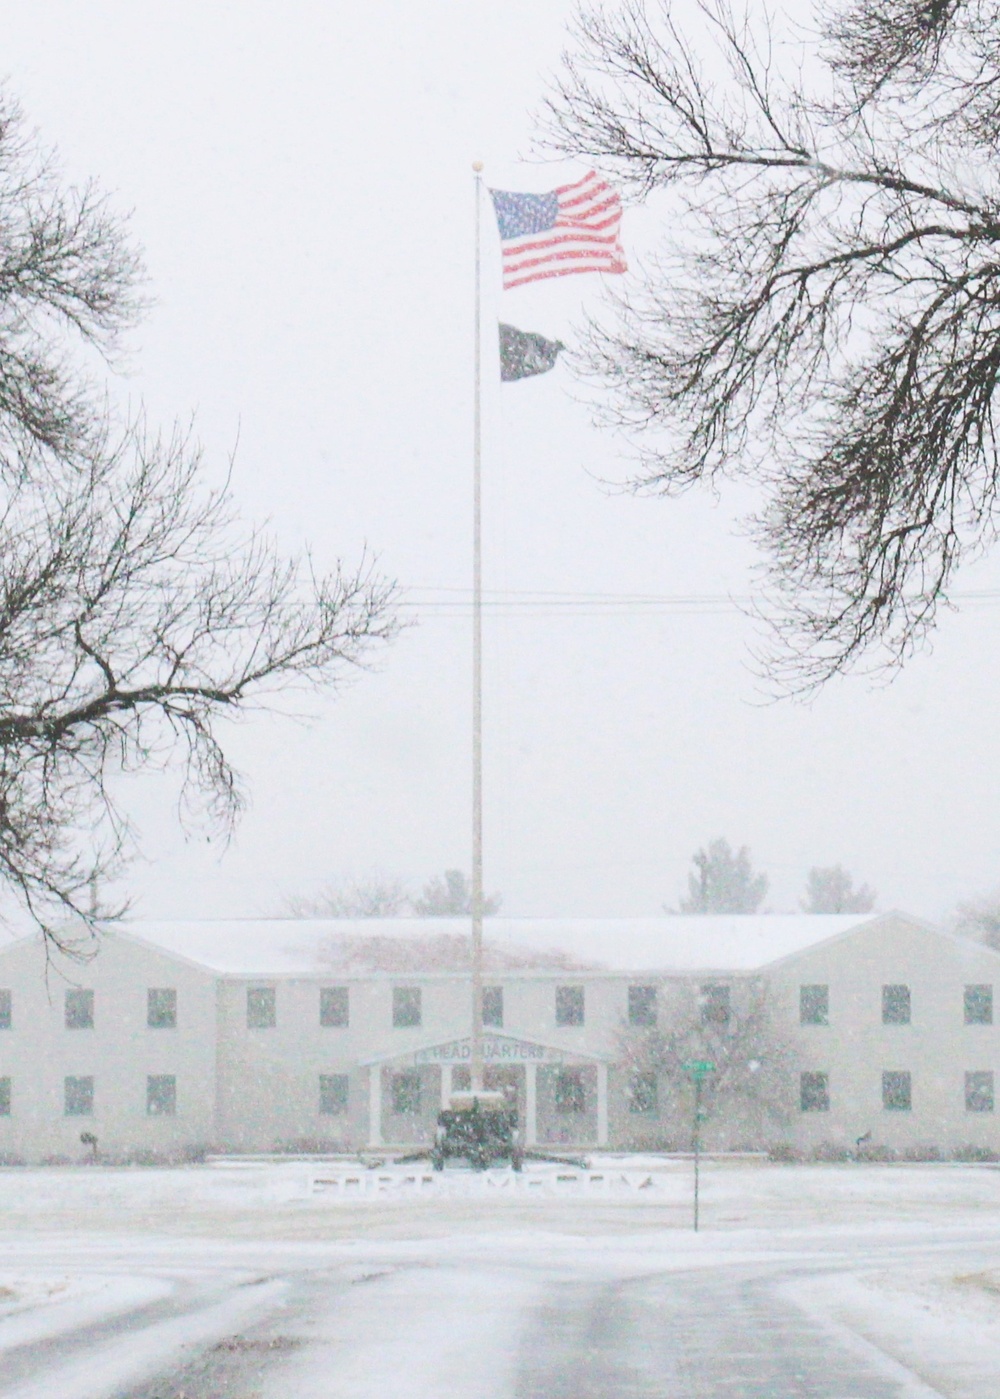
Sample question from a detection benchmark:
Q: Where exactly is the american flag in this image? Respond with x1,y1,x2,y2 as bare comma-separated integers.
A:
489,170,627,290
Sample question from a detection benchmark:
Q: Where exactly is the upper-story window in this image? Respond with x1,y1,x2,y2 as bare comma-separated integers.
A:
247,986,276,1029
800,985,829,1025
628,985,657,1027
882,984,911,1025
482,986,503,1029
0,989,10,1029
320,987,349,1028
393,987,422,1028
65,989,94,1029
965,985,993,1025
0,1077,9,1116
555,986,585,1027
700,984,731,1026
147,988,177,1029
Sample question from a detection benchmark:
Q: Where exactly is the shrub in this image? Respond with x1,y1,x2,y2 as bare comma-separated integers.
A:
903,1144,945,1162
856,1141,898,1162
953,1143,1000,1163
810,1141,852,1163
620,1135,682,1153
767,1141,800,1163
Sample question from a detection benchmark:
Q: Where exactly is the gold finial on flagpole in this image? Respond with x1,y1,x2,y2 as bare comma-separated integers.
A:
472,160,484,172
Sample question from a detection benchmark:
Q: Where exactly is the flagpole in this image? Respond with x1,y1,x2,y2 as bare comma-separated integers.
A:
470,161,484,1096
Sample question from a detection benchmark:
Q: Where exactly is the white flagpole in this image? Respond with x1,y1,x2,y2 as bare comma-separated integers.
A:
470,161,484,1095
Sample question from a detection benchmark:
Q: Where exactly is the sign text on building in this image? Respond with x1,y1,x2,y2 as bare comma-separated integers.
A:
414,1036,561,1065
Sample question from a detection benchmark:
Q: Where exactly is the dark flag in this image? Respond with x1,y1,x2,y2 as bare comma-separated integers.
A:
499,323,565,382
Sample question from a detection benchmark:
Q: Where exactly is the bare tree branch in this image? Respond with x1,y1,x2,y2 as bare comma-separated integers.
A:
546,0,1000,688
0,101,397,952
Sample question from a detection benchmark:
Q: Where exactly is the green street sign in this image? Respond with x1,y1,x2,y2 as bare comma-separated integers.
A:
682,1059,716,1075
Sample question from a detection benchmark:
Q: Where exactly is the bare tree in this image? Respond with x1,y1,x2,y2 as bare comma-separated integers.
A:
676,837,768,913
285,874,411,918
0,99,142,464
0,99,396,951
317,932,596,974
802,864,876,914
413,869,502,917
546,0,1000,689
620,979,794,1144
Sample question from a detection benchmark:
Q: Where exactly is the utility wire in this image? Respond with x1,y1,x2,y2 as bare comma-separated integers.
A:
397,586,1000,618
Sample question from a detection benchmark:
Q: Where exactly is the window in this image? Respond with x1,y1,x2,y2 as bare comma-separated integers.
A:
146,1075,176,1116
390,1070,422,1115
147,988,177,1029
320,987,349,1028
966,1071,994,1113
700,984,731,1026
319,1073,350,1115
392,987,422,1028
882,984,911,1025
627,1070,658,1114
882,1070,912,1111
482,986,503,1029
554,1067,586,1113
628,985,657,1027
65,1076,94,1116
800,1072,830,1112
800,985,829,1026
965,985,993,1025
0,989,10,1030
246,986,276,1029
0,1077,9,1116
555,986,585,1027
65,989,94,1029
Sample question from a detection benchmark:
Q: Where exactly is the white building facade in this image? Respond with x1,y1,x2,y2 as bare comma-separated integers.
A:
0,912,997,1162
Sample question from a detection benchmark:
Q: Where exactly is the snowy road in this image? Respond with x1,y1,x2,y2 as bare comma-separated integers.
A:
1,1232,998,1398
2,1162,1000,1397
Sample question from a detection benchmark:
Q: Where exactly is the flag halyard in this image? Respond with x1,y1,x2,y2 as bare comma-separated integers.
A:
490,170,626,290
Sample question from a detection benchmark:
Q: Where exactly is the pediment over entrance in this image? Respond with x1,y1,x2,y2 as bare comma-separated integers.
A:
362,1031,611,1068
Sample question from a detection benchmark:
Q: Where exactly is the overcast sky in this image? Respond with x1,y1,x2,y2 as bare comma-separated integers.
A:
4,0,1000,924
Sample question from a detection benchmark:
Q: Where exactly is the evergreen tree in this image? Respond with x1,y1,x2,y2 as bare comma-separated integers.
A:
678,840,768,915
802,866,876,914
413,870,502,917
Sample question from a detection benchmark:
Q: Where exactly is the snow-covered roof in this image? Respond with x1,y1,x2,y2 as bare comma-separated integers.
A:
110,914,879,977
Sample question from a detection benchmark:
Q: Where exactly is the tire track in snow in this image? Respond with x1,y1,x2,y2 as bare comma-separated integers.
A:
0,1275,288,1399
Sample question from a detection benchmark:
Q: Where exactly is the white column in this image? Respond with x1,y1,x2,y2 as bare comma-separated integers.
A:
524,1062,538,1147
368,1067,383,1148
440,1064,453,1109
596,1063,609,1147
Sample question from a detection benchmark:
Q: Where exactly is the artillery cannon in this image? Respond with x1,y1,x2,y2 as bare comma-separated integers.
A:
430,1090,523,1172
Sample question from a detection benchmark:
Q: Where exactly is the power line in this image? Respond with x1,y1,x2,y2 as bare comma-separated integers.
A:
396,585,1000,618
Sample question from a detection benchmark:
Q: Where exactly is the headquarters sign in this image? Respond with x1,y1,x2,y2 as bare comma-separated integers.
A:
413,1035,564,1066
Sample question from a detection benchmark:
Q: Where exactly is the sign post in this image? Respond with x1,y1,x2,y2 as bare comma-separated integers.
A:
681,1059,715,1232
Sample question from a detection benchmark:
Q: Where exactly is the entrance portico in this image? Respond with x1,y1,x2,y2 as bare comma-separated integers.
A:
362,1033,612,1151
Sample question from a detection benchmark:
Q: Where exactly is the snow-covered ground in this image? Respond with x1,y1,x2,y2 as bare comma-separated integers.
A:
0,1158,999,1396
2,1153,999,1235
